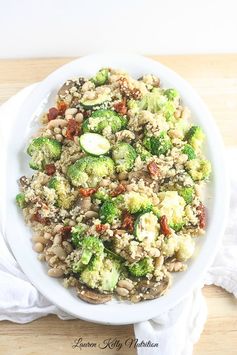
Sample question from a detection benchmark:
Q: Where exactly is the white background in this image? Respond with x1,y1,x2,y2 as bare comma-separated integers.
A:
0,0,237,58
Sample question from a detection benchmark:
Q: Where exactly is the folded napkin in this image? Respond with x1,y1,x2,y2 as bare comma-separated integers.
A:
0,86,236,355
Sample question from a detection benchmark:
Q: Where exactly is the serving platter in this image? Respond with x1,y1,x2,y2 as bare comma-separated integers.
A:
3,53,229,325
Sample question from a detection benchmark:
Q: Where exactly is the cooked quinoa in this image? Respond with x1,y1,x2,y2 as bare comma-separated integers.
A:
16,68,211,304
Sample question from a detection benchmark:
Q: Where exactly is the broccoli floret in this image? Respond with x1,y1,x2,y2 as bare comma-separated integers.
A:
128,257,154,277
48,176,75,209
186,159,211,181
176,235,195,261
135,143,152,161
80,255,121,292
139,89,176,120
182,144,196,160
72,236,104,273
127,99,139,111
27,137,61,170
83,109,125,134
91,68,109,86
93,188,110,204
164,88,180,101
80,236,104,264
178,187,194,204
158,191,185,226
143,132,172,156
67,156,115,188
185,126,205,150
124,191,153,214
16,193,26,208
170,222,185,232
112,142,137,173
71,224,88,247
99,200,122,224
139,89,167,113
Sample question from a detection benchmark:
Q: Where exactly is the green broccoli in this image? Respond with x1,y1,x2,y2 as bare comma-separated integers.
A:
158,191,185,227
80,254,121,292
170,222,185,232
128,257,154,277
178,187,195,204
124,191,153,214
93,188,110,204
182,144,196,160
139,88,167,113
185,126,205,150
164,88,180,101
67,156,115,188
91,68,109,86
139,89,176,120
112,142,137,173
48,176,75,209
27,137,61,170
143,132,172,156
16,193,26,208
72,236,104,273
71,224,88,247
99,200,122,224
135,143,152,161
82,109,126,134
186,159,211,181
127,99,139,111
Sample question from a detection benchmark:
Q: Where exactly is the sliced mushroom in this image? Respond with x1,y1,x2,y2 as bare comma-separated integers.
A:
135,275,171,300
77,285,112,304
58,78,85,99
58,80,76,98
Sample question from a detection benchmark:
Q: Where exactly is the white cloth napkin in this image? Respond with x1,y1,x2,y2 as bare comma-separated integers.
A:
0,86,236,355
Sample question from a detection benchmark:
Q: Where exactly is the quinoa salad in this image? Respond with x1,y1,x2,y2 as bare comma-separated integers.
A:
16,68,211,304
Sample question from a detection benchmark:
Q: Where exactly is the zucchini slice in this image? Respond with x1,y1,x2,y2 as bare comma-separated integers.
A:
80,93,110,109
79,133,110,156
134,212,159,242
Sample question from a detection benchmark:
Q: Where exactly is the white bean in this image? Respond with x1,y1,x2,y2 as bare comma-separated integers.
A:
53,234,62,245
33,242,44,253
65,108,77,115
75,113,83,123
48,268,64,278
44,232,52,240
84,211,98,219
32,236,47,244
117,279,134,291
116,287,129,297
47,119,67,129
51,245,67,259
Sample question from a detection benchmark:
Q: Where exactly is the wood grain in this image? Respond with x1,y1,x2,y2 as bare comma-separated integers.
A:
0,55,236,355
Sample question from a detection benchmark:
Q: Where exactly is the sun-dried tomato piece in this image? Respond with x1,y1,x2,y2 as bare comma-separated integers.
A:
110,184,126,197
57,101,68,115
122,211,135,233
79,188,97,197
118,77,141,100
96,224,108,233
160,215,171,236
60,226,72,239
147,161,160,177
113,99,127,115
197,202,206,229
45,164,56,176
31,212,49,225
66,119,80,140
47,107,59,121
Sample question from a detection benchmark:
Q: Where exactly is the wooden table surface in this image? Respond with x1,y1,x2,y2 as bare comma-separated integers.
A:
0,55,237,355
